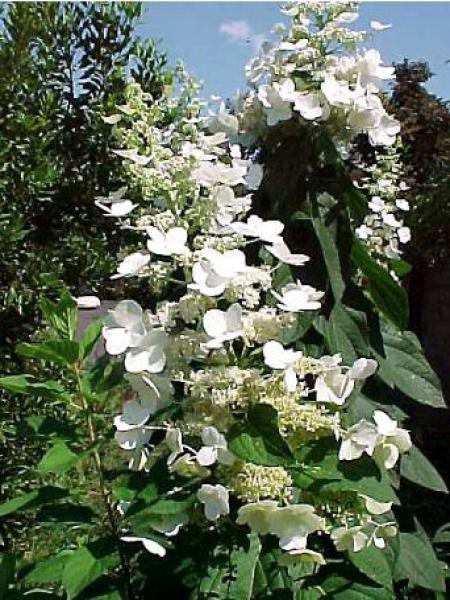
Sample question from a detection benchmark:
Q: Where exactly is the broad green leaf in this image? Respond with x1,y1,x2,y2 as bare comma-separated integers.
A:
312,212,345,301
321,573,393,599
0,486,68,518
25,553,70,584
17,340,80,367
400,445,448,493
394,532,446,592
230,405,294,467
348,545,393,590
295,441,397,503
228,534,261,600
0,375,30,394
62,539,119,600
79,319,103,361
0,553,15,596
37,441,79,475
248,404,293,460
0,375,66,398
375,327,446,408
323,303,369,364
352,240,408,330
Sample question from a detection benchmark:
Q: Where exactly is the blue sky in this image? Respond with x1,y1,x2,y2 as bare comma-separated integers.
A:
137,2,450,101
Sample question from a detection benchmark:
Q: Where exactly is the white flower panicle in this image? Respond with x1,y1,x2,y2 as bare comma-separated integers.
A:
97,1,410,570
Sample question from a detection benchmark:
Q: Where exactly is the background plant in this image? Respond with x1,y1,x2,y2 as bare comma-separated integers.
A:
0,0,171,570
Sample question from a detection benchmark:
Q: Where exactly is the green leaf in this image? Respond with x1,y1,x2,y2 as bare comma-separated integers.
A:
295,441,397,503
352,240,408,330
0,486,68,518
348,545,393,590
228,534,261,600
0,375,30,394
320,572,393,599
0,553,15,596
323,303,369,364
79,319,103,361
17,340,80,366
0,375,66,398
40,292,78,340
25,553,70,585
394,532,446,592
62,539,119,600
37,441,79,475
230,405,294,467
400,445,448,493
312,217,344,301
375,326,446,408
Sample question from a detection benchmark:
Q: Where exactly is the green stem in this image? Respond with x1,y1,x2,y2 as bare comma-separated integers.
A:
74,365,135,600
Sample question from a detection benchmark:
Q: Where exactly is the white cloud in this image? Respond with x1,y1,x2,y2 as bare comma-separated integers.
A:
219,20,266,51
219,20,252,43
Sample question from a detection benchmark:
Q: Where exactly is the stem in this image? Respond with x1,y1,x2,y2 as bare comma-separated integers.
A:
74,365,135,600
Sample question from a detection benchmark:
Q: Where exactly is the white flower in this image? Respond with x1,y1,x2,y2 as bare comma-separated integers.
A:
349,358,378,380
125,374,172,414
316,369,354,405
236,500,278,535
124,329,167,374
191,248,248,296
269,505,325,552
193,160,246,187
237,502,324,552
396,199,410,211
339,419,379,461
370,20,392,32
293,93,324,120
75,295,101,309
113,149,152,166
103,300,145,355
356,50,395,91
213,185,252,226
258,83,292,126
111,252,150,279
279,548,325,565
146,226,190,256
372,522,397,549
121,536,166,558
382,212,401,228
368,113,400,147
265,241,310,266
245,162,264,190
197,484,230,521
355,224,372,240
360,495,392,516
321,76,354,108
398,226,411,243
114,399,150,432
166,427,184,465
272,280,324,312
331,526,368,553
203,304,243,349
96,199,137,217
196,426,234,466
368,196,385,212
114,399,152,450
230,215,284,245
263,340,302,392
372,410,411,469
207,101,239,138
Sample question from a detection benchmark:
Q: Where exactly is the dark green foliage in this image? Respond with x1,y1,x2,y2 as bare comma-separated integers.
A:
0,1,170,584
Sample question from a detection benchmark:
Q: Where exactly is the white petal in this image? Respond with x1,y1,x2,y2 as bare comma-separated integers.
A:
104,328,130,355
